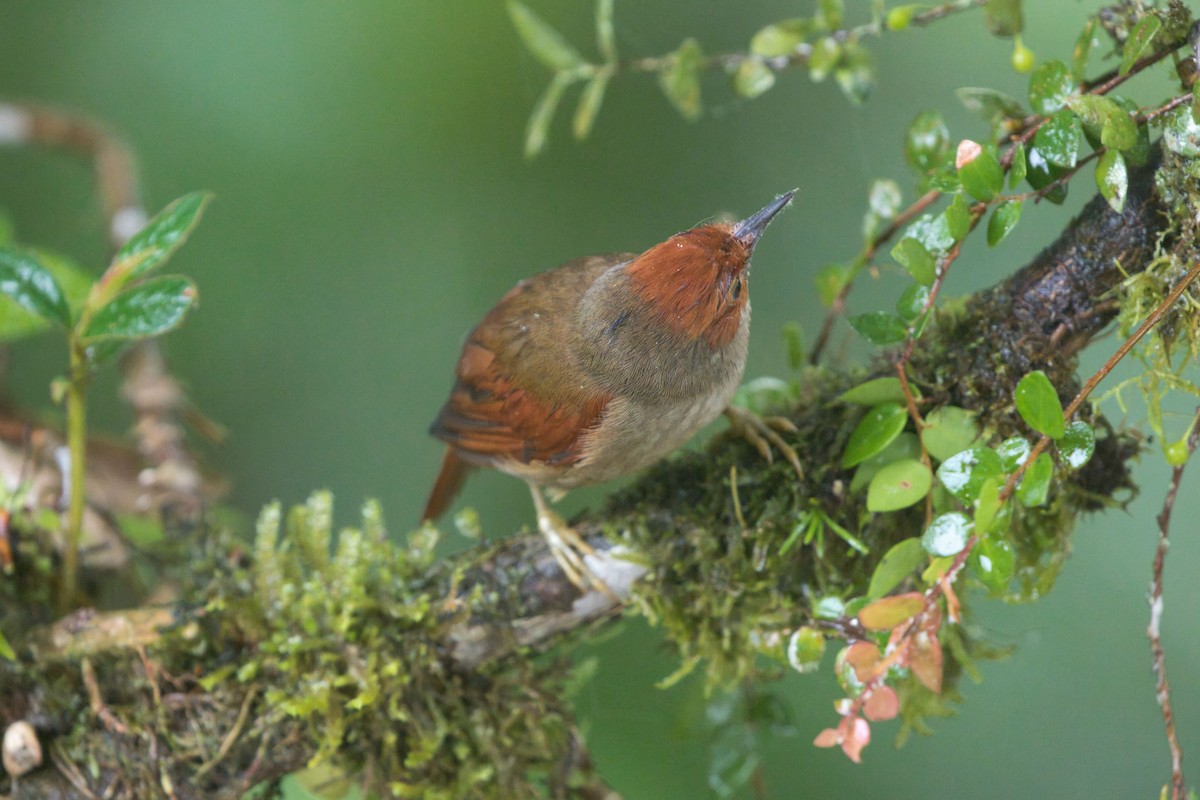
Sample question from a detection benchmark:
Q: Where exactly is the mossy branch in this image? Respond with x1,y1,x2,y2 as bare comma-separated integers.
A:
1,147,1180,797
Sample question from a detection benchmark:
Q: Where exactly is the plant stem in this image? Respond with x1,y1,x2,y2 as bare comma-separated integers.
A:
62,341,88,611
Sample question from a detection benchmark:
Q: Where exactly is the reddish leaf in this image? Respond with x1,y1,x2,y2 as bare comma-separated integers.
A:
862,685,900,721
841,717,871,763
910,631,944,693
858,591,926,630
813,727,841,748
843,641,883,682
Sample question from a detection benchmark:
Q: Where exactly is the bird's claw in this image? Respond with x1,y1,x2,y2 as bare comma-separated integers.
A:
725,406,804,480
530,485,621,601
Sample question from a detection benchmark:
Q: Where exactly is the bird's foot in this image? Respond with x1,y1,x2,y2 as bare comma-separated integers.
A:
724,406,804,480
529,485,621,602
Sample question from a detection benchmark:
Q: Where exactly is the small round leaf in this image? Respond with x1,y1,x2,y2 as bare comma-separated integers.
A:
1057,420,1095,469
867,459,932,512
867,537,926,599
1017,451,1054,507
922,512,973,557
936,447,1004,503
1014,370,1065,438
843,403,908,468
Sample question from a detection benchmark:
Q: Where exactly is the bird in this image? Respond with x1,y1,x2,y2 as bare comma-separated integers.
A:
422,191,799,593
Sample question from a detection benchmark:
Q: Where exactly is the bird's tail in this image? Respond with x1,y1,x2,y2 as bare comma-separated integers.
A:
421,447,472,522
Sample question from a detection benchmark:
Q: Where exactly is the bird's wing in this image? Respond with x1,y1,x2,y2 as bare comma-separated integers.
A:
430,253,633,466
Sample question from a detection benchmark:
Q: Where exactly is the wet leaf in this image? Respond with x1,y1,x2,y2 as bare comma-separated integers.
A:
996,435,1031,472
734,58,775,99
658,38,704,121
1163,106,1200,158
896,283,930,323
813,596,845,620
904,212,955,256
867,537,926,599
1008,141,1027,187
892,237,936,286
1015,370,1065,438
838,377,907,406
787,627,826,673
0,246,69,325
859,591,925,630
974,477,1001,533
863,685,899,722
750,19,809,58
843,403,908,467
971,531,1015,591
957,87,1024,139
1057,419,1095,469
922,512,973,557
957,141,1003,202
943,192,971,242
850,432,921,494
905,110,950,173
1025,144,1068,204
834,42,873,104
849,311,907,345
921,406,980,462
808,37,840,82
1034,109,1081,169
1028,59,1074,115
987,200,1023,246
867,459,932,512
937,447,1003,503
82,276,197,342
1072,18,1098,81
111,192,211,289
1095,149,1127,213
1017,451,1054,507
507,0,584,71
1120,15,1161,75
1069,95,1136,152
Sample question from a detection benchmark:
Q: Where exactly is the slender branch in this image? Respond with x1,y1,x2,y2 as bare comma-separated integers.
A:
1148,407,1200,800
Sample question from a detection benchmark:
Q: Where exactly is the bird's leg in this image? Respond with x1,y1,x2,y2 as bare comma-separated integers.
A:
528,483,617,599
724,406,804,479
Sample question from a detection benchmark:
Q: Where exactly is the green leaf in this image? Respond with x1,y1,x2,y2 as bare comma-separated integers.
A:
815,0,843,31
974,477,1001,533
867,459,932,512
921,406,980,462
1071,18,1098,81
1120,15,1161,76
1095,149,1127,213
957,143,1003,202
1111,95,1151,165
814,263,848,307
750,19,809,58
905,212,955,256
788,627,826,673
111,191,212,285
922,512,973,557
838,377,906,406
850,432,921,494
1008,141,1027,187
834,42,873,104
507,1,585,71
595,0,616,63
573,69,612,139
0,246,70,325
82,276,197,342
658,38,703,121
996,436,1032,472
1163,106,1200,158
808,36,840,82
971,531,1015,591
1017,451,1053,507
734,58,775,99
1024,144,1068,204
849,311,907,345
905,111,950,173
867,538,926,599
1027,59,1075,115
987,200,1023,246
0,249,91,342
943,192,972,242
1014,370,1065,438
1066,94,1137,152
0,629,14,661
782,322,805,370
957,87,1025,139
984,0,1022,37
937,447,1004,503
1057,420,1095,469
892,237,936,286
1034,110,1081,169
896,283,930,323
524,72,573,158
843,402,908,467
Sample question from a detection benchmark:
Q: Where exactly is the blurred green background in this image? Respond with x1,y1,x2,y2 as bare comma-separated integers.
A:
2,2,1198,797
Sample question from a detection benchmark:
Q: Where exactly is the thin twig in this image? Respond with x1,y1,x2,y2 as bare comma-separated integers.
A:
1148,407,1200,800
193,685,260,782
1001,260,1200,502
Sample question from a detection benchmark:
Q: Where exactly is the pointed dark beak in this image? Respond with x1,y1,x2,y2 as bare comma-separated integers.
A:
733,189,797,248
